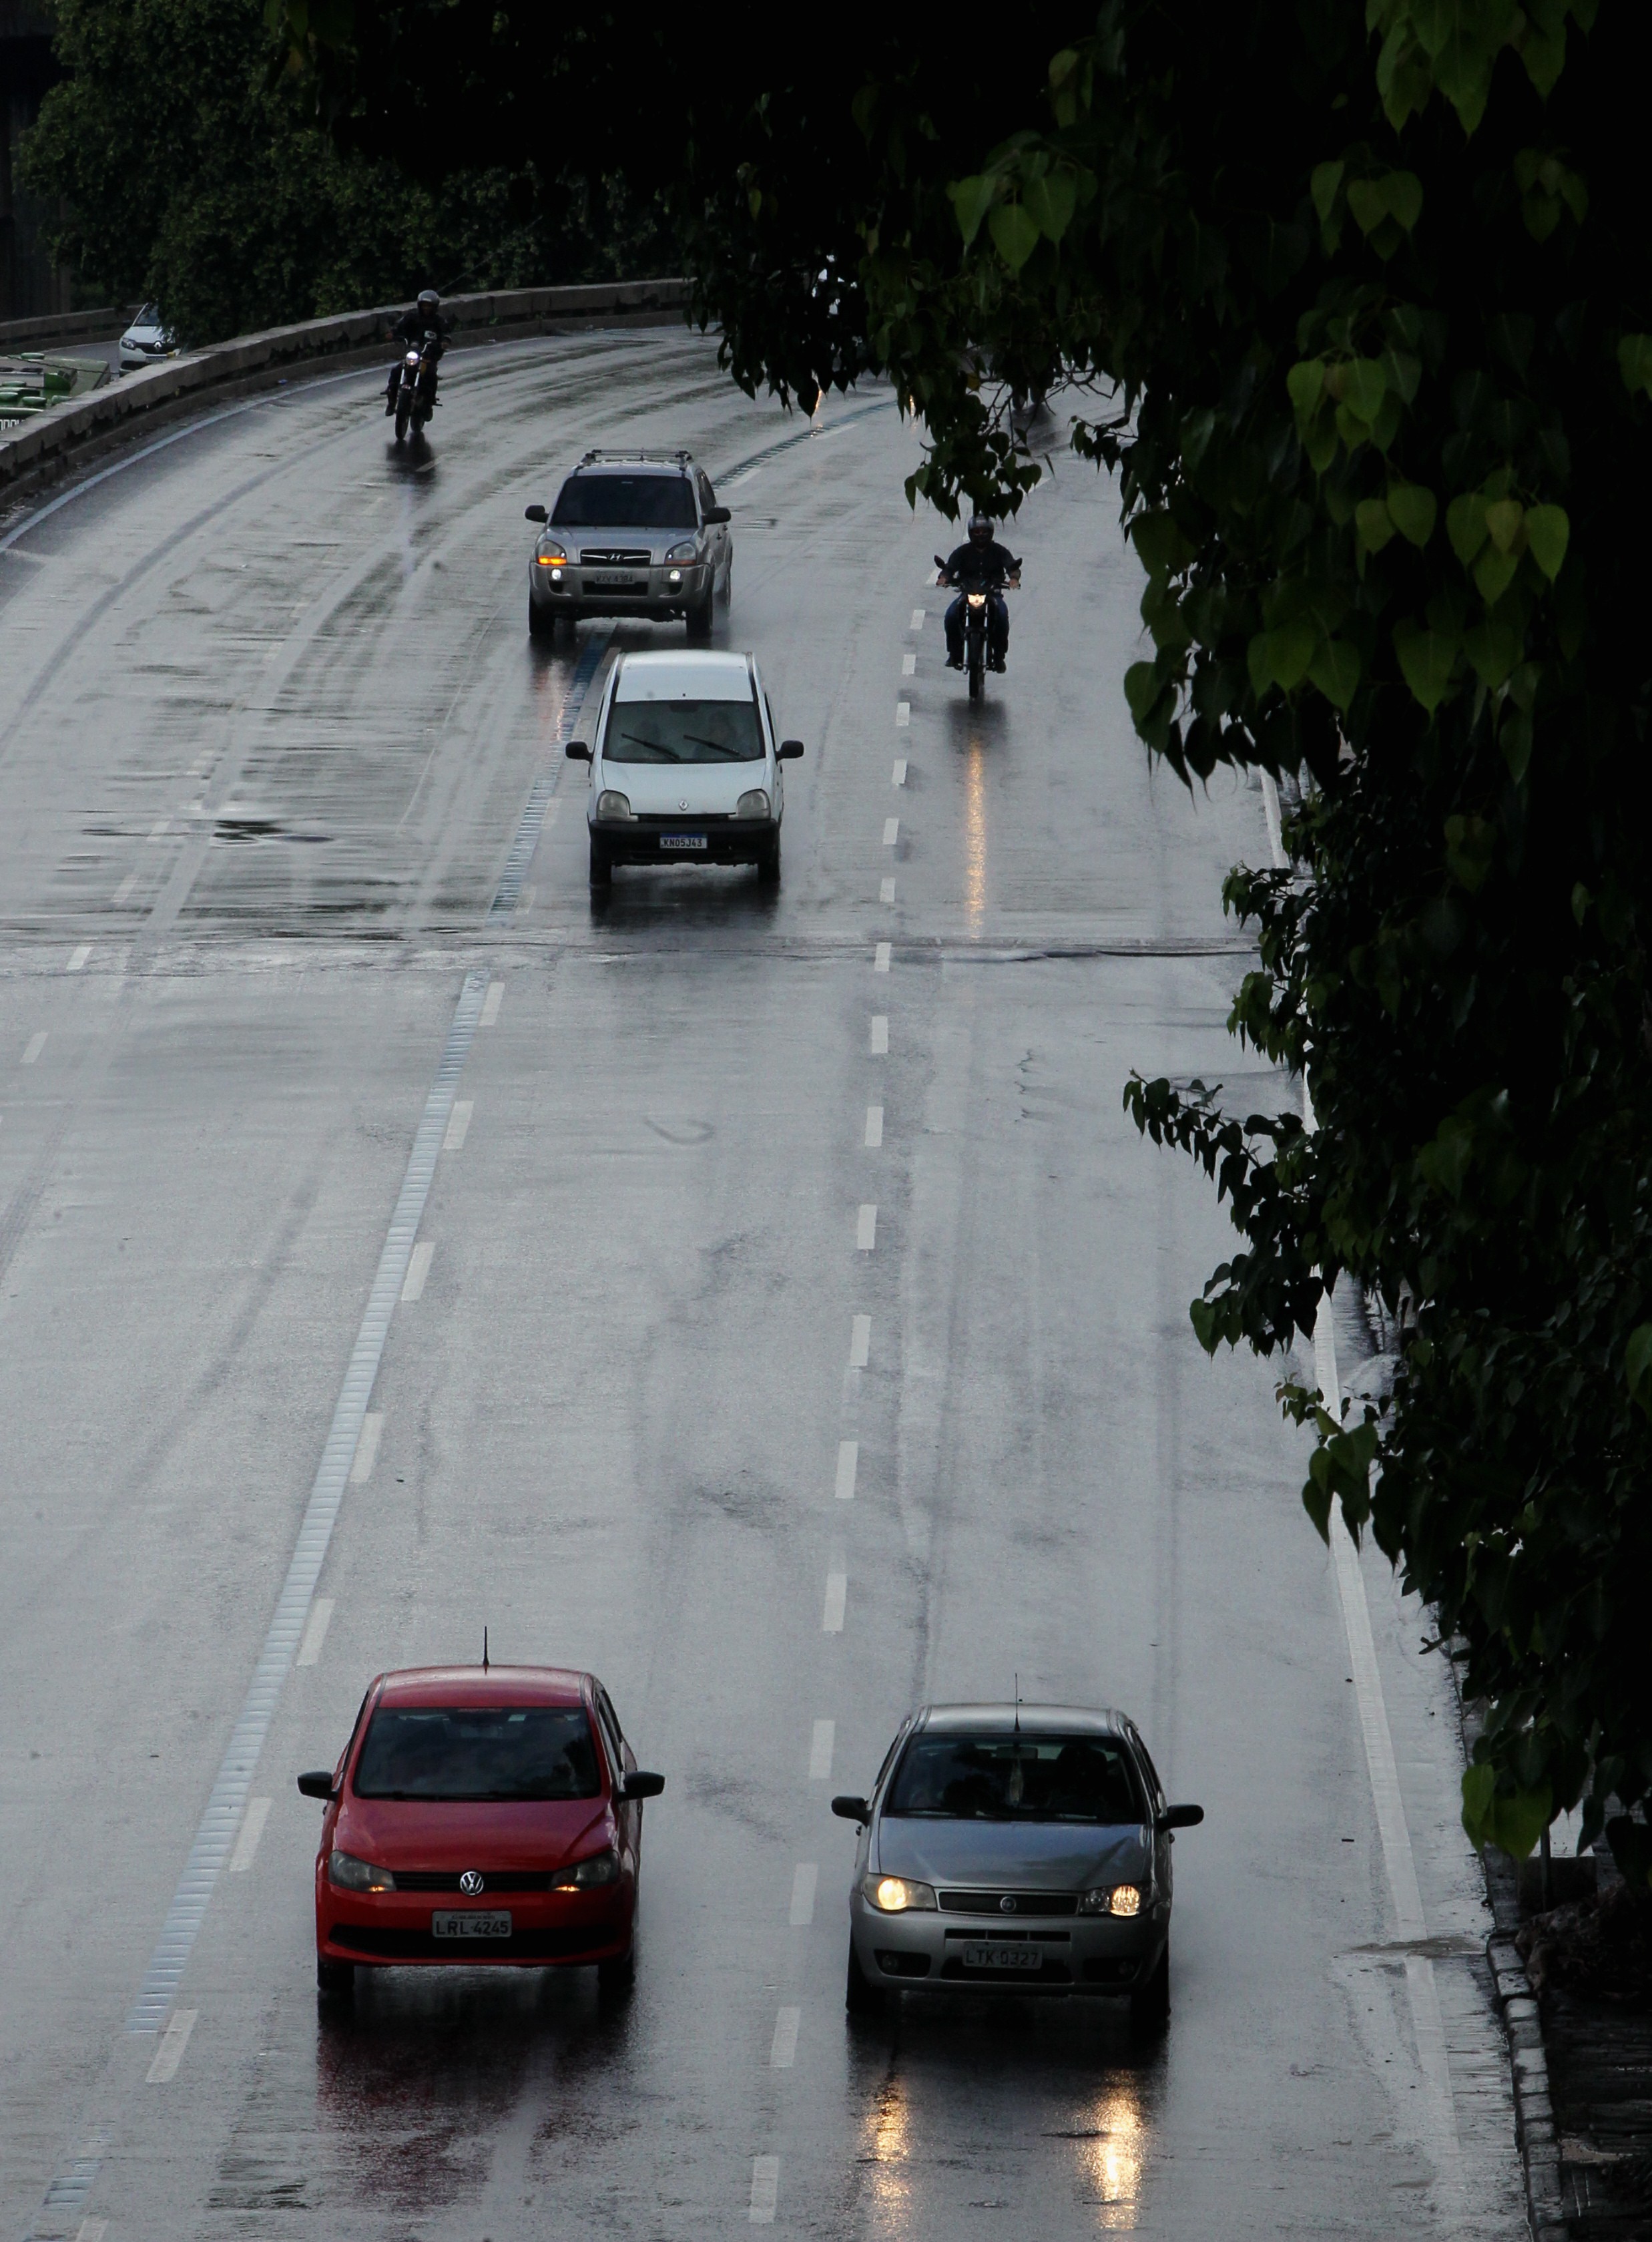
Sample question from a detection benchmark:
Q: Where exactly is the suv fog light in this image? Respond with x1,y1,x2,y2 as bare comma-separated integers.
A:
596,791,634,821
667,569,682,584
736,789,772,820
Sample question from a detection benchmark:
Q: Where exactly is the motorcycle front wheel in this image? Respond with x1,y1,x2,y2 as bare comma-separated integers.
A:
394,395,412,443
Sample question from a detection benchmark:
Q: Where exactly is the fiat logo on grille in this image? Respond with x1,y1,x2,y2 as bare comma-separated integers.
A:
459,1869,485,1896
999,1895,1017,1914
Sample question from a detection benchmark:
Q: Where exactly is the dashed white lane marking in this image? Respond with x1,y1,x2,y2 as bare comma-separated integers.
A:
770,2006,801,2067
75,2219,107,2242
909,608,924,630
835,1441,858,1501
822,1572,847,1632
750,2155,780,2223
789,1863,818,1924
870,1015,888,1054
295,1598,334,1668
23,1032,46,1064
113,873,139,905
146,819,170,842
902,652,917,675
874,943,891,973
443,1099,473,1152
856,1204,878,1251
892,759,907,785
349,1411,383,1484
895,702,910,728
849,1315,871,1368
809,1721,836,1780
480,981,504,1026
517,886,537,915
228,1797,271,1873
66,944,91,973
882,817,900,846
864,1105,883,1148
400,1241,434,1302
880,877,896,903
145,2010,196,2084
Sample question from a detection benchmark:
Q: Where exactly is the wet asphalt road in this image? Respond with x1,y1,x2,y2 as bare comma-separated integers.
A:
0,331,1527,2239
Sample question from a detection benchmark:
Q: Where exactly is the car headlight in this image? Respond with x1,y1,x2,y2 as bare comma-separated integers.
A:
1078,1883,1143,1916
596,790,633,821
535,543,568,565
328,1849,396,1892
862,1873,937,1914
735,789,772,821
664,539,699,563
552,1846,620,1889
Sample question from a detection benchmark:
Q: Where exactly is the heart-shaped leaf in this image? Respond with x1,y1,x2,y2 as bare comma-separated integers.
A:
1248,620,1317,694
1484,498,1525,554
1393,618,1460,712
949,174,997,248
1463,616,1525,688
1287,358,1326,422
1356,497,1397,553
1340,359,1389,424
1386,480,1437,546
1462,1763,1498,1849
1123,662,1164,724
1310,160,1345,221
1130,509,1197,576
1490,1787,1554,1862
1447,492,1489,564
1473,543,1520,606
1022,169,1077,244
1308,639,1362,710
1524,503,1570,580
1346,178,1388,236
988,200,1042,272
1383,170,1424,230
1617,333,1652,398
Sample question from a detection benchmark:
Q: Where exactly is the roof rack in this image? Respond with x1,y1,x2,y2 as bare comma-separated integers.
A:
577,448,694,469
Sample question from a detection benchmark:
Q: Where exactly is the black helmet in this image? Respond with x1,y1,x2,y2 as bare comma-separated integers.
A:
417,288,440,314
968,513,994,543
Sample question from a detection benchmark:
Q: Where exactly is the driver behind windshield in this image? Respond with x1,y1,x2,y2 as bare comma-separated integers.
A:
940,513,1021,671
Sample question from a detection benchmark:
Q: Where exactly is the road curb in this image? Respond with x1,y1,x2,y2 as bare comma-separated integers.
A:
1488,1930,1569,2235
0,278,690,518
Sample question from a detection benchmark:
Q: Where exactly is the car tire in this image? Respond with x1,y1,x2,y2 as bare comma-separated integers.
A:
845,1943,886,2018
718,559,732,608
316,1957,354,2000
756,835,780,886
597,1942,636,1996
589,839,612,889
1128,1940,1169,2036
529,598,554,643
685,593,714,642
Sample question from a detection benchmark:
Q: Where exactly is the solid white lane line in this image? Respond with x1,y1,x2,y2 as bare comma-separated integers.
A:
770,2006,801,2066
400,1241,434,1303
892,759,907,785
789,1863,818,1925
22,1032,46,1064
856,1204,878,1251
66,945,91,973
874,943,891,973
870,1015,888,1054
864,1105,883,1148
228,1797,271,1873
909,608,924,630
880,877,896,903
883,818,900,845
443,1099,473,1152
750,2155,780,2223
113,873,138,905
480,981,504,1026
295,1598,335,1668
835,1441,858,1502
896,702,910,728
902,652,916,676
349,1411,383,1485
822,1572,847,1632
810,1721,836,1780
145,2010,196,2084
849,1315,871,1368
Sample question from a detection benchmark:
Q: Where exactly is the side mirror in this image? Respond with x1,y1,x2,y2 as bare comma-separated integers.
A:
296,1770,336,1801
1157,1803,1204,1831
702,504,732,524
622,1769,666,1800
778,740,804,760
832,1794,870,1823
524,503,547,523
565,740,591,761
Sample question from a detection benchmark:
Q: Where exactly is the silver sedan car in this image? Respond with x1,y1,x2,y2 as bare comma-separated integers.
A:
832,1704,1202,2029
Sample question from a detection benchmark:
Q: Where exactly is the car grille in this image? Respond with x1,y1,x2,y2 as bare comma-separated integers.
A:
633,813,734,826
937,1889,1080,1916
386,1870,560,1892
330,1923,618,1959
579,549,652,566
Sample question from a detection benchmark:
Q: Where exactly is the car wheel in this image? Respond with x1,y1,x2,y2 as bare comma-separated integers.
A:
589,839,612,890
529,598,554,643
316,1957,354,2000
718,559,733,608
756,835,780,886
685,593,714,642
597,1942,636,1995
845,1943,886,2018
1128,1940,1169,2036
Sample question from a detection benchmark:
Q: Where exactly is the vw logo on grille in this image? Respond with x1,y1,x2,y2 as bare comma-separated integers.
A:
999,1895,1018,1914
459,1869,485,1896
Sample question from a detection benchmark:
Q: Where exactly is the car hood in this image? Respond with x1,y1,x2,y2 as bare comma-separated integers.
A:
567,529,694,559
595,760,770,815
874,1817,1151,1889
334,1796,609,1868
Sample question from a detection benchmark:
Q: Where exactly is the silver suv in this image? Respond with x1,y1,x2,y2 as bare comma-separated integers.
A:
525,451,733,644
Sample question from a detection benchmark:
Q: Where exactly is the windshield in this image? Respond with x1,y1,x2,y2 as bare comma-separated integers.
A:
552,474,697,529
603,698,763,764
353,1706,601,1801
884,1733,1144,1823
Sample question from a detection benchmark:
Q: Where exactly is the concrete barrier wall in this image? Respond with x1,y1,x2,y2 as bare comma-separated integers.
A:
0,306,136,352
0,278,691,510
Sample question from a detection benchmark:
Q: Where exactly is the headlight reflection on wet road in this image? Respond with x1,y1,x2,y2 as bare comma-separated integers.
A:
1073,2072,1149,2228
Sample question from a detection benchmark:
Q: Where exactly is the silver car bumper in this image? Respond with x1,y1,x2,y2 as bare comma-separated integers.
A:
849,1888,1167,1994
529,561,712,614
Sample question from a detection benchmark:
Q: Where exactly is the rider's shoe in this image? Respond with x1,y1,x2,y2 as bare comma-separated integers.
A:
384,397,396,416
989,654,1006,672
945,653,963,670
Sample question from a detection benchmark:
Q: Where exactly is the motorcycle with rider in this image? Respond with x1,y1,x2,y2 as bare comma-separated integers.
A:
384,288,452,443
936,515,1022,699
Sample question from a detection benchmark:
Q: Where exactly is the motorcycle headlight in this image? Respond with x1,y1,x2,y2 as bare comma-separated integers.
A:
404,351,420,368
967,592,987,608
328,1849,396,1892
552,1846,620,1889
862,1873,937,1914
735,789,772,821
1078,1883,1143,1916
664,539,699,563
596,790,634,821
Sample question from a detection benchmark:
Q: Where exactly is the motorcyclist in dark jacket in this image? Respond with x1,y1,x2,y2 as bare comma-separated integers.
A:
384,290,453,415
940,515,1022,670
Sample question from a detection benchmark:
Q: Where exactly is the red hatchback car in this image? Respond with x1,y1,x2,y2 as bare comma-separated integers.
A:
296,1664,664,1997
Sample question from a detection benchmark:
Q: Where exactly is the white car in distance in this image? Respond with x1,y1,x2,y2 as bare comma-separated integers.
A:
118,302,179,373
567,650,802,889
